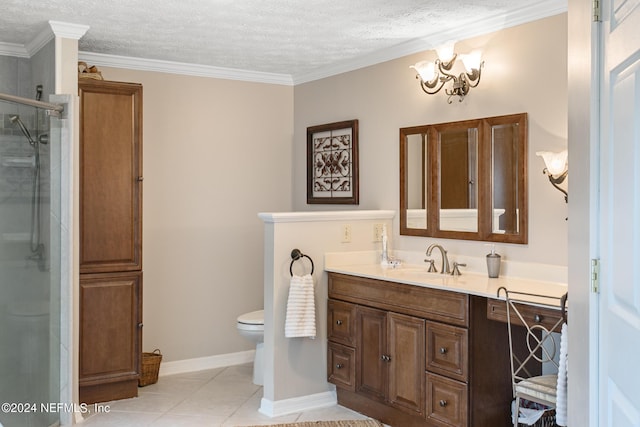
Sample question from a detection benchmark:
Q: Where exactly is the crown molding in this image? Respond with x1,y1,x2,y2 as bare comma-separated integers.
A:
20,21,90,57
0,42,28,58
292,0,567,84
48,21,90,40
78,51,294,86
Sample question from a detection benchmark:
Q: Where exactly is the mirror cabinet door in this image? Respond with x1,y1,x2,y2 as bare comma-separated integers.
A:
400,113,527,243
436,122,480,233
487,114,527,241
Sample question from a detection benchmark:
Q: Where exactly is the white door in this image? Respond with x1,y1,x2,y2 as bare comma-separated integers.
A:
599,0,640,424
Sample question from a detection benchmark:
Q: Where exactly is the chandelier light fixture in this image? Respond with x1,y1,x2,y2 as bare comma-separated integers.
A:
410,41,484,103
536,150,568,203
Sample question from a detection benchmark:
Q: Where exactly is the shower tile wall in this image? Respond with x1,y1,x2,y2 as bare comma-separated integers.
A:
0,55,32,100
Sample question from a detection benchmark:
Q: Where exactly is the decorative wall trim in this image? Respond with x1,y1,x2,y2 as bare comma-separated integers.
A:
158,350,255,377
78,51,294,86
259,391,337,417
258,210,395,224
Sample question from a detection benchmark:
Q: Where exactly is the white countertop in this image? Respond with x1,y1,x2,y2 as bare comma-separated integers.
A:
324,262,568,307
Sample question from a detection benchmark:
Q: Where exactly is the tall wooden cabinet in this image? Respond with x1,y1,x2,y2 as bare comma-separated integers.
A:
78,79,143,404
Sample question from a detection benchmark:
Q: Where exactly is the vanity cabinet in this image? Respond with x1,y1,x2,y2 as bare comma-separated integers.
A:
328,272,513,427
78,79,143,404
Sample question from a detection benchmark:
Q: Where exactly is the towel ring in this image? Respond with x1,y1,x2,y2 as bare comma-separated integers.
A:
290,249,314,276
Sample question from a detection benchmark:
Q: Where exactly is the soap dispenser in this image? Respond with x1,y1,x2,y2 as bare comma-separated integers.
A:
485,244,501,278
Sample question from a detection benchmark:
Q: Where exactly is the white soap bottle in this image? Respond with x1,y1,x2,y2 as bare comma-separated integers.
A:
485,244,501,278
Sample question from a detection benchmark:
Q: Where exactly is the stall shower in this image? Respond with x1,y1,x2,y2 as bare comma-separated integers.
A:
0,89,70,427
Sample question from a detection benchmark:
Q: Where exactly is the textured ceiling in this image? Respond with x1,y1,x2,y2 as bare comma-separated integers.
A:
0,0,565,81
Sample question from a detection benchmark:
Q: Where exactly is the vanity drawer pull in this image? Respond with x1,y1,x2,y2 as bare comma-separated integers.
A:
534,314,543,323
440,347,448,355
336,319,343,325
439,399,448,407
335,363,343,369
381,355,392,362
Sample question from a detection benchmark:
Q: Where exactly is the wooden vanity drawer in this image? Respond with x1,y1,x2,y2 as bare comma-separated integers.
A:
328,342,356,391
328,299,357,346
329,273,469,327
426,372,468,427
426,321,468,382
487,298,565,332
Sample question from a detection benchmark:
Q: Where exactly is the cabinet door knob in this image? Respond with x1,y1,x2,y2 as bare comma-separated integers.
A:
439,347,448,355
534,314,543,323
138,323,143,328
137,176,144,182
336,320,343,325
439,399,448,407
335,363,343,369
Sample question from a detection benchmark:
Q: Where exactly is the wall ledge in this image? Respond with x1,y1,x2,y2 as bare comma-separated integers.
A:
258,210,395,223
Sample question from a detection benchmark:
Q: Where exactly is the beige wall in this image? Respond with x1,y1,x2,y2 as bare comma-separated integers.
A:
94,67,294,361
81,13,567,365
293,14,569,268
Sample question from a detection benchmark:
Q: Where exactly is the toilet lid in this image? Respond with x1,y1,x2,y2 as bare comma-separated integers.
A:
237,309,264,325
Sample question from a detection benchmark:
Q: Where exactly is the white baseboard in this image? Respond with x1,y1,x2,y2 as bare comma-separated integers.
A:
259,390,337,417
158,349,255,377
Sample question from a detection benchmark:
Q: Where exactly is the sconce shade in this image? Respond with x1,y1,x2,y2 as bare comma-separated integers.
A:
436,41,456,63
461,50,483,72
410,61,436,82
536,149,568,203
536,150,568,178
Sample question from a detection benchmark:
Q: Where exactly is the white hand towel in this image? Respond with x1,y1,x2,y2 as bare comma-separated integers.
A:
285,274,316,338
555,322,569,426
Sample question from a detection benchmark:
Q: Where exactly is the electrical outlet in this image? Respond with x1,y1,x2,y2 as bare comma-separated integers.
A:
341,224,352,243
373,223,384,242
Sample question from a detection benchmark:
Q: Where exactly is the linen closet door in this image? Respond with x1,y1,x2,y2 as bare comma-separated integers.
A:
78,79,143,404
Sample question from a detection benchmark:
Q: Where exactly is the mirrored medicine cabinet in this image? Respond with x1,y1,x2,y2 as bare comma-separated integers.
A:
400,113,528,244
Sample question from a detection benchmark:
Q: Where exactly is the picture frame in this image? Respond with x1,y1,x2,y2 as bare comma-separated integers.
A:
307,119,359,204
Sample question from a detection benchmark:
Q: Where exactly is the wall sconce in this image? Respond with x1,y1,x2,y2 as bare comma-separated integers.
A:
536,150,568,203
410,41,484,104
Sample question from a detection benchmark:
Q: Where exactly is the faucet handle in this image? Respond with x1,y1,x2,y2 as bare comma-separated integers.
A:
451,262,466,276
424,258,437,272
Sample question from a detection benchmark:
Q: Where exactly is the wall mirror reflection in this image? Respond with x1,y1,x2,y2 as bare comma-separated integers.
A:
400,113,528,243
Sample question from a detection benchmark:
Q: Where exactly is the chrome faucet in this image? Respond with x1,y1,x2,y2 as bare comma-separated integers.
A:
425,243,450,274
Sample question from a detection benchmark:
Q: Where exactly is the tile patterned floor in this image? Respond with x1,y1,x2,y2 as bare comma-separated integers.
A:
80,364,377,426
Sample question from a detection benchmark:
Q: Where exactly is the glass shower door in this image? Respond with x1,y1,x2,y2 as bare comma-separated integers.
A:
0,99,61,427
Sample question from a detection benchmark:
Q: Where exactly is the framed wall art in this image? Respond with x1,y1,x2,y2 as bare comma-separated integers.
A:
307,119,359,204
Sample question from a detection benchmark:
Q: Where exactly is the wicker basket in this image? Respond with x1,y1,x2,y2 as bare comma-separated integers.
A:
78,61,104,80
139,349,162,386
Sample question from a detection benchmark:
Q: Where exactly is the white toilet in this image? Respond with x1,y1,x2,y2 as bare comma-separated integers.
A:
236,309,264,385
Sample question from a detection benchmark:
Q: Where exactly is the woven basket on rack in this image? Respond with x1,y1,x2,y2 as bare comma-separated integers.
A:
139,349,162,386
78,61,104,80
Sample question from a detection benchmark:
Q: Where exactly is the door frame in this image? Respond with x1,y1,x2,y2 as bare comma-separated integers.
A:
567,0,601,426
